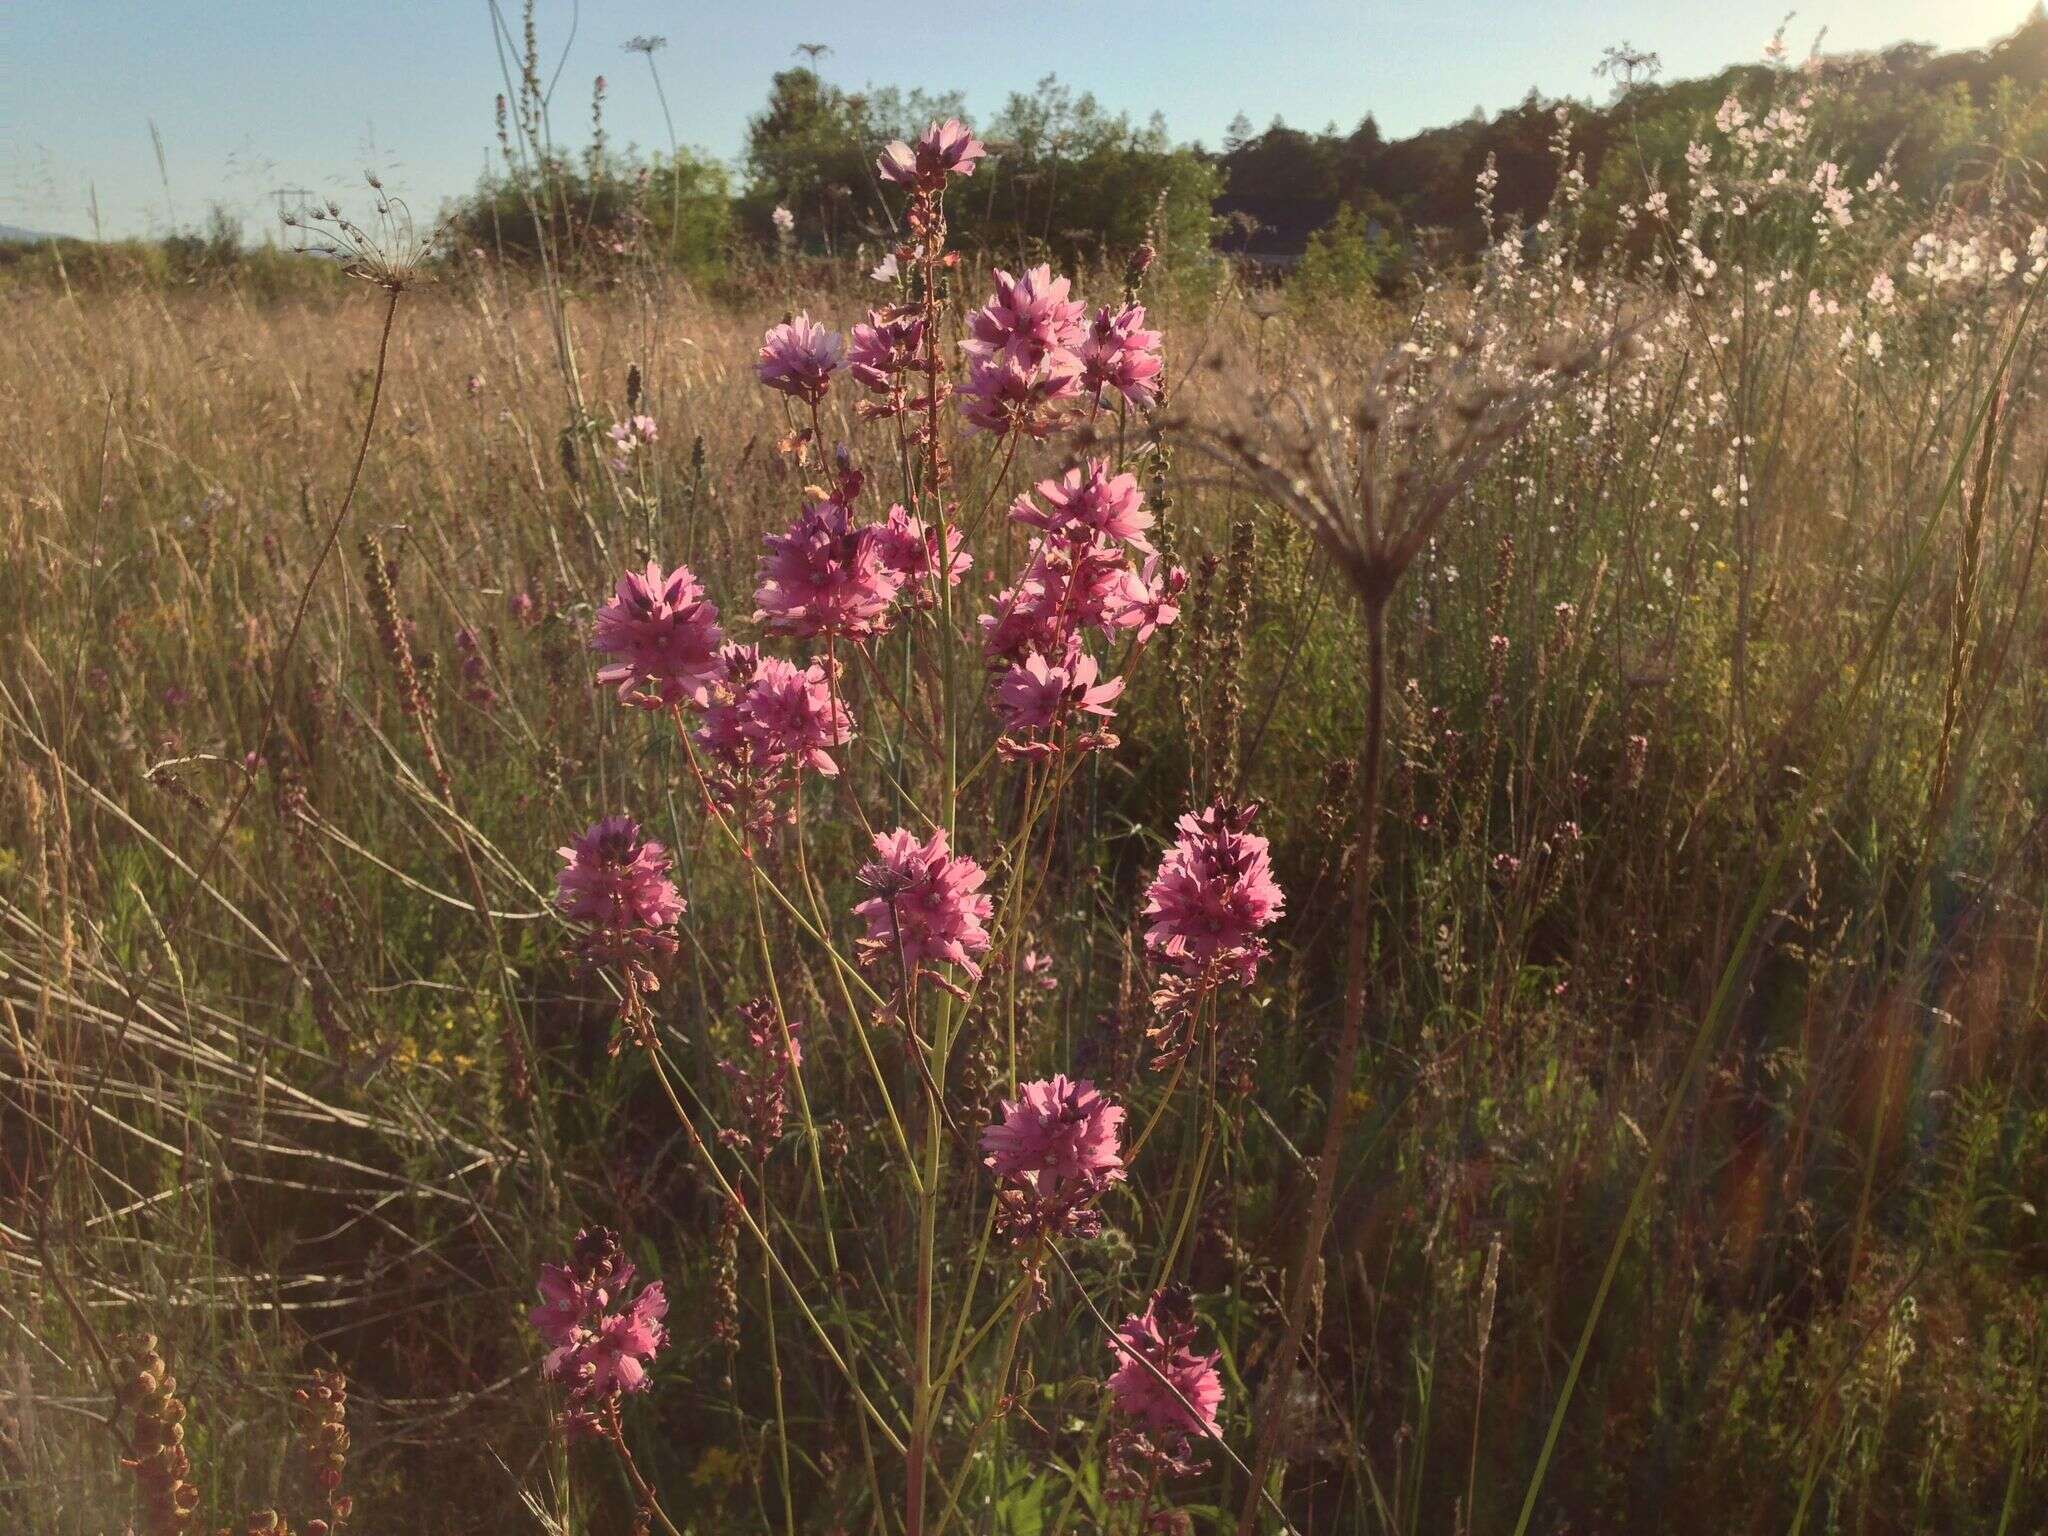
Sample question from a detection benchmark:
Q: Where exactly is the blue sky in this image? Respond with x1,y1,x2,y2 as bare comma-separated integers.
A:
2,1,2027,239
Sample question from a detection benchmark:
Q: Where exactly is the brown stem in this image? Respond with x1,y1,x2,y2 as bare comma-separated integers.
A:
608,1400,685,1536
1237,596,1387,1533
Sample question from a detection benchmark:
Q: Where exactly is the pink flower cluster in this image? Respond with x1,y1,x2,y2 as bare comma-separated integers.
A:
1078,304,1165,410
689,644,854,835
957,266,1089,438
955,271,1164,438
755,473,972,641
755,156,1162,448
965,265,1087,367
754,485,902,640
876,119,986,192
853,827,993,985
757,313,844,404
1011,461,1155,549
980,541,1184,660
958,352,1084,438
732,654,853,776
606,413,659,470
977,461,1181,758
555,816,684,984
993,639,1124,760
591,561,726,708
982,461,1182,668
846,307,929,419
530,1227,668,1431
1143,801,1285,989
1106,1288,1225,1440
871,503,971,606
982,1075,1125,1241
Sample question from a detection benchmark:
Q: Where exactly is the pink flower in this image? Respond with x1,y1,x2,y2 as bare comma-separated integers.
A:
847,308,926,396
1107,1290,1223,1439
964,266,1087,367
993,640,1124,750
872,503,971,603
591,561,726,706
877,118,987,192
531,1228,669,1415
581,1286,669,1396
980,537,1139,662
737,653,854,777
1078,303,1165,410
854,827,993,982
754,493,902,639
982,1074,1124,1196
690,644,761,762
1105,555,1186,643
608,413,659,451
1142,801,1284,984
1011,461,1154,550
691,645,798,838
757,313,844,403
1020,948,1059,993
959,351,1085,438
556,816,684,976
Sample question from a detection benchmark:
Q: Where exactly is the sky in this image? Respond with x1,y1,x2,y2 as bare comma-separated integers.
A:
1,1,2030,240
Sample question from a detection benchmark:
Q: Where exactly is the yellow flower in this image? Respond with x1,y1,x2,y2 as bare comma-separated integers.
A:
690,1445,747,1490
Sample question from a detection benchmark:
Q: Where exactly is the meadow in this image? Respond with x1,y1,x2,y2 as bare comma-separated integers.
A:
2,61,2046,1536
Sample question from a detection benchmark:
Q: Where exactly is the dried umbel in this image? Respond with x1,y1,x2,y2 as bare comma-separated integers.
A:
1170,317,1634,1532
280,174,435,292
114,1333,201,1536
1179,325,1635,616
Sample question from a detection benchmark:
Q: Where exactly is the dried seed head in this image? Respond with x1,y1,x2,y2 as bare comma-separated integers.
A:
1476,1235,1502,1361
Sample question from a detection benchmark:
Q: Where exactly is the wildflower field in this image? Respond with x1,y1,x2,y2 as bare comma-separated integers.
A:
3,21,2047,1536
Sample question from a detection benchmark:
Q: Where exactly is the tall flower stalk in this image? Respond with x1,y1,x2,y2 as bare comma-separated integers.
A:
1183,331,1629,1530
